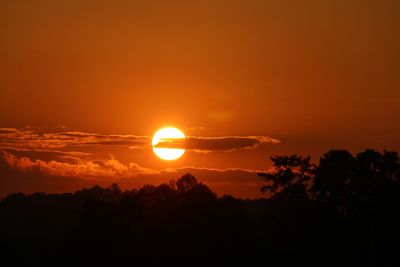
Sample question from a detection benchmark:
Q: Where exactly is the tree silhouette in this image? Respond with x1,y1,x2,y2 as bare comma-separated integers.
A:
176,173,198,193
312,150,356,215
258,155,314,200
0,150,400,266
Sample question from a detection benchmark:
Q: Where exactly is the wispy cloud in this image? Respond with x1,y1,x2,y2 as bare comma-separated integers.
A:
155,136,281,153
0,128,149,150
0,128,280,154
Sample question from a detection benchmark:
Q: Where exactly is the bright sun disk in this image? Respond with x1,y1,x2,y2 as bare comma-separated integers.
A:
152,127,185,160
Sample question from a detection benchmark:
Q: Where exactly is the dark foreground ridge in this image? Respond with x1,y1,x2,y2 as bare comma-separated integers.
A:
0,149,399,266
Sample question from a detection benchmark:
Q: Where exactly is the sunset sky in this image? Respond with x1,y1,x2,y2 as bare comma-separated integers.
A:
1,0,399,198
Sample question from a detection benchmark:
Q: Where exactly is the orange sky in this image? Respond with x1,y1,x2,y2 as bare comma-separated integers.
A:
0,0,399,198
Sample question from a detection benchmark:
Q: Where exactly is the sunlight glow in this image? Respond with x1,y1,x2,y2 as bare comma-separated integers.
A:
152,127,185,160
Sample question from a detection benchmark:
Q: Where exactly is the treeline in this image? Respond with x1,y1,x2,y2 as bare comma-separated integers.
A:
0,149,399,266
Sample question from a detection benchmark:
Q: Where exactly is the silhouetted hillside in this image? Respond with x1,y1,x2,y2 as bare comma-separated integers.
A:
0,149,399,266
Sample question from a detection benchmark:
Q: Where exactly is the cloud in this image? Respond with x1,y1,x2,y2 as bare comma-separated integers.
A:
0,149,267,199
0,127,279,198
1,150,159,179
0,149,263,182
0,128,149,150
155,136,281,153
0,128,280,154
0,128,19,134
0,154,94,198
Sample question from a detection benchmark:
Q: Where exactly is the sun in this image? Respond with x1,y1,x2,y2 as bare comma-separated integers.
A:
152,127,185,160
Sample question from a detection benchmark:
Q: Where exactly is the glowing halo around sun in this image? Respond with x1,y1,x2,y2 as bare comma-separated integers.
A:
152,127,185,160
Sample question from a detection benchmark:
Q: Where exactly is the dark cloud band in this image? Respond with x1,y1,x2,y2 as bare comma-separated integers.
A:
154,136,281,152
0,128,280,153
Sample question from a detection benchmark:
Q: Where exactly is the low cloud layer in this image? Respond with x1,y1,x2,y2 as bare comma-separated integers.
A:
0,150,262,181
0,150,265,198
1,150,159,179
0,127,279,198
